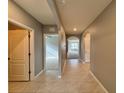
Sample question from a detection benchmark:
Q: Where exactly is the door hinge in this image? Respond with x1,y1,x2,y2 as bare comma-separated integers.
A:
28,53,31,56
28,34,31,38
29,71,31,74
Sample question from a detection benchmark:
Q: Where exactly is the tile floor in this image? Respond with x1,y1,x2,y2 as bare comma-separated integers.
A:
9,59,106,93
46,57,58,70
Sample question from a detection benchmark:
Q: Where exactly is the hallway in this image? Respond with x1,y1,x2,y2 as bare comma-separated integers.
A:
7,0,116,93
9,59,105,93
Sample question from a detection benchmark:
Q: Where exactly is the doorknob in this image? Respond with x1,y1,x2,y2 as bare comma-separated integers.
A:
8,57,10,60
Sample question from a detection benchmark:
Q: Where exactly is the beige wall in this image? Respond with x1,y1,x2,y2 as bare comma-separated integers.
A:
59,26,66,75
9,0,43,76
83,0,115,93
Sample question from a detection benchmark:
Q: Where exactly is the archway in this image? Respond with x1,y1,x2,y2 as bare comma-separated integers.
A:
67,36,80,59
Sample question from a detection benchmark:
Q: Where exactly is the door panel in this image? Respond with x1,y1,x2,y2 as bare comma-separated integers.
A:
8,30,29,81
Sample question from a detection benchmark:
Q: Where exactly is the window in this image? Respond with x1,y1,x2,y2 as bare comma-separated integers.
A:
70,42,79,51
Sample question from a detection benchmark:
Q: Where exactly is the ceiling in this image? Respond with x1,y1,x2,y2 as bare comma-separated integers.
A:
55,0,112,35
13,0,56,25
13,0,112,35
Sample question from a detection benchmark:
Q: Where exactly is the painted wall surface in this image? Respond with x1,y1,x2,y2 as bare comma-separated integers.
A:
59,26,66,74
83,1,115,93
9,0,43,76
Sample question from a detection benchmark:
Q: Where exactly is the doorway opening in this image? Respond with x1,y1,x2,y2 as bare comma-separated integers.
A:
67,36,80,59
83,32,90,63
44,34,59,77
8,19,35,81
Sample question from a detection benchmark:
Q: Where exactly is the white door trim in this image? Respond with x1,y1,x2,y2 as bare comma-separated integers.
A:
8,18,35,81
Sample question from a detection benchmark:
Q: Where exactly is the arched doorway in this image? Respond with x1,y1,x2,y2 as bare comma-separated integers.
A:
67,36,80,59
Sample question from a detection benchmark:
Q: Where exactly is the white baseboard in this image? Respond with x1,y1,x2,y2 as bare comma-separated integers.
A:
89,71,109,93
34,70,44,79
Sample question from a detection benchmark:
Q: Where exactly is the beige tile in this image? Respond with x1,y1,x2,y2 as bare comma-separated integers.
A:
9,59,106,93
9,82,27,93
21,82,41,93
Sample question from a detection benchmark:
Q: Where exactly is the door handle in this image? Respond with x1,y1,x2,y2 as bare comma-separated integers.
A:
8,57,10,60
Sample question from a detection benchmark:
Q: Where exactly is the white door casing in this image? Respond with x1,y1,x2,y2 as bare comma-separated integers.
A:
8,30,29,81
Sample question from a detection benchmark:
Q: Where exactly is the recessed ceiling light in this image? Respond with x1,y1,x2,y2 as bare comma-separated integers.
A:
73,28,77,31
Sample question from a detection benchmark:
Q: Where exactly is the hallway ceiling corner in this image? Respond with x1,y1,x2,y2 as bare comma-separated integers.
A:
55,0,112,35
13,0,56,25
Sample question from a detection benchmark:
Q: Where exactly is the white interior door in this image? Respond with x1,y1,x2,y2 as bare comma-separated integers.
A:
8,30,29,81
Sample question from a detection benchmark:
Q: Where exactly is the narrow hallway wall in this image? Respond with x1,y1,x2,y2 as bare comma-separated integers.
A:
59,26,66,75
83,0,116,93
